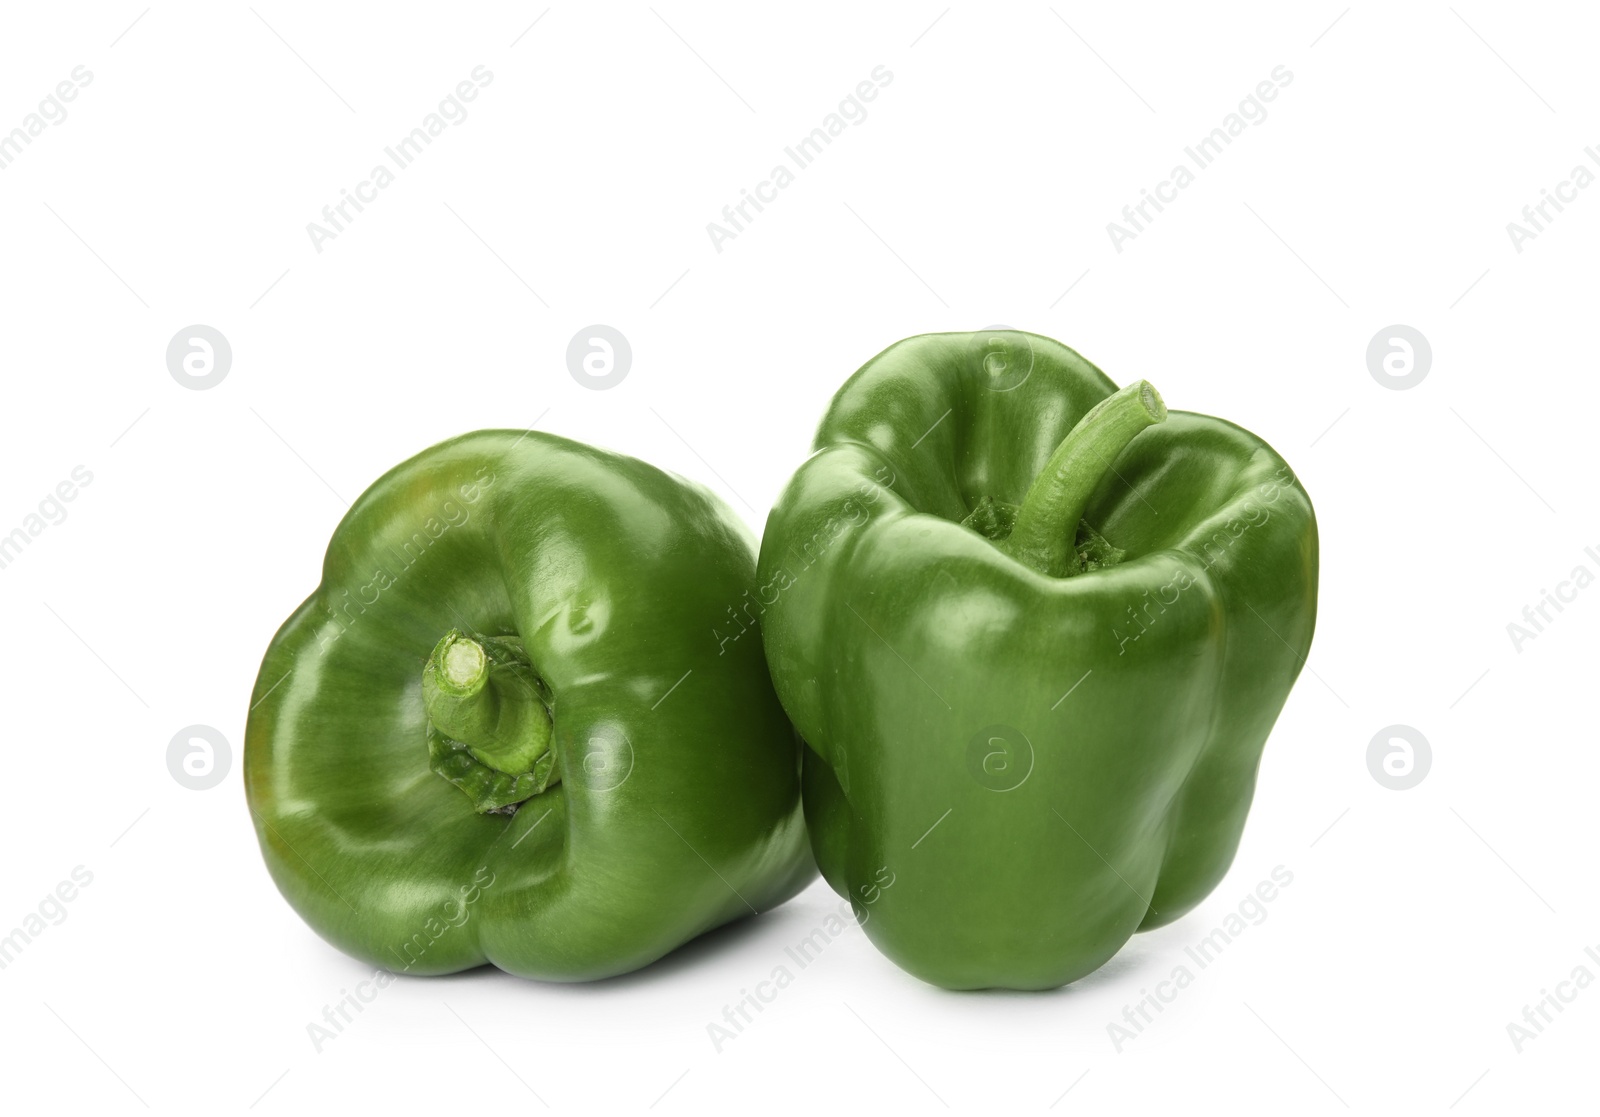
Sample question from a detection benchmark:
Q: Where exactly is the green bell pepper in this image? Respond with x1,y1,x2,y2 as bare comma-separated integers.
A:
245,431,814,980
756,331,1317,991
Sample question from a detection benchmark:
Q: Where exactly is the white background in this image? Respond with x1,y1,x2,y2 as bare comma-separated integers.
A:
0,2,1592,1112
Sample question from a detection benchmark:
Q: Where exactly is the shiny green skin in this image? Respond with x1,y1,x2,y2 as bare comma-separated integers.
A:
246,431,814,981
757,333,1317,991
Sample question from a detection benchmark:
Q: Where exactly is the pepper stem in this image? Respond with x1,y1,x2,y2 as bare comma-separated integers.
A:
423,631,553,778
1000,380,1166,577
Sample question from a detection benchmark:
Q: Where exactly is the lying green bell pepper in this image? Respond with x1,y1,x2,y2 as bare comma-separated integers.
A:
756,331,1317,990
245,431,814,980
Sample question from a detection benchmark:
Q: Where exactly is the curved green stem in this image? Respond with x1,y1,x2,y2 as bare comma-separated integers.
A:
1000,380,1166,578
423,631,556,811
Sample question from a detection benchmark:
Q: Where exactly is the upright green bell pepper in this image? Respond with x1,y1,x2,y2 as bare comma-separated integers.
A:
756,331,1317,990
245,431,814,981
